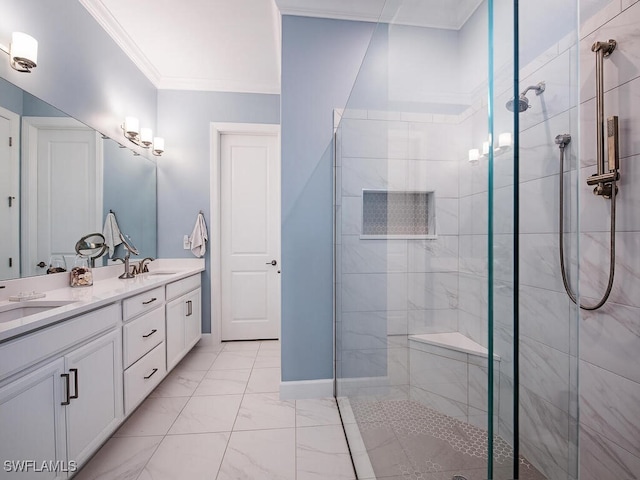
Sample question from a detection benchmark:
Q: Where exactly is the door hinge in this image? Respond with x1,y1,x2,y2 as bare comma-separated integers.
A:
8,196,15,207
9,136,12,147
9,258,12,268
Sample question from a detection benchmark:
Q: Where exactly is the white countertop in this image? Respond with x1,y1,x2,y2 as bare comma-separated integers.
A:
0,259,205,343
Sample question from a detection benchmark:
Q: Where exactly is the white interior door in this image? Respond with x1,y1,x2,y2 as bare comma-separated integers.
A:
0,107,20,280
220,132,280,341
22,117,102,276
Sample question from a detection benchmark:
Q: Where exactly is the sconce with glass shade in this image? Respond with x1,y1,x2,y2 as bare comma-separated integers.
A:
496,132,512,153
121,116,164,156
468,148,480,164
152,137,164,156
468,132,512,164
0,32,38,73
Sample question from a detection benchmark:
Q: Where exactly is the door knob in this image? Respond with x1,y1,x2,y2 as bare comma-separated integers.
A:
37,261,46,268
266,260,277,266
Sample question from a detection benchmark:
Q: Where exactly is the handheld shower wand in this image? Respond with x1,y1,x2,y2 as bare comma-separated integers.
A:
557,39,619,311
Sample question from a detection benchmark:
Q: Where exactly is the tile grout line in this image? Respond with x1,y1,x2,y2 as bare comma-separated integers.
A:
132,348,223,479
216,341,260,479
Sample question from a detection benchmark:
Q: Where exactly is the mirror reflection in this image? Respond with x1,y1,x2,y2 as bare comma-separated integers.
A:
0,76,157,281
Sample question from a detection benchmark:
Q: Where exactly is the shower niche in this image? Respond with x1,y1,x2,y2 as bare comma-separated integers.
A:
361,190,435,238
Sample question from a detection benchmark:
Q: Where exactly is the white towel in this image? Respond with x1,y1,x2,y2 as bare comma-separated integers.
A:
189,212,208,258
102,212,123,257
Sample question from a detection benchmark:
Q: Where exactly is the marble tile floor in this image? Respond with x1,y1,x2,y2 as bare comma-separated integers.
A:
74,340,356,480
346,398,546,480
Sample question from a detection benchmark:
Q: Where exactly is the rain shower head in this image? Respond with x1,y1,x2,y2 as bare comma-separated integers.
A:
506,81,546,112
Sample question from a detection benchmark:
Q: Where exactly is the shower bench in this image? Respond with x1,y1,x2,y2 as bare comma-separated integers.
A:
408,332,501,428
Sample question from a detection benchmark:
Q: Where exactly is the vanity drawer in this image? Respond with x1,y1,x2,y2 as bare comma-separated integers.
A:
166,274,200,301
122,287,165,321
0,303,120,381
123,307,165,368
124,341,166,414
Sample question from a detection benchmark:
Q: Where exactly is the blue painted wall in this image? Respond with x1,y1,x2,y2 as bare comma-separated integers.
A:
2,0,156,143
0,77,24,114
103,139,157,261
156,90,280,334
281,16,378,382
22,91,67,117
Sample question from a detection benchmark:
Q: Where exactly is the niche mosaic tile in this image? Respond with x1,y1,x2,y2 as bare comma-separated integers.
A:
362,190,433,236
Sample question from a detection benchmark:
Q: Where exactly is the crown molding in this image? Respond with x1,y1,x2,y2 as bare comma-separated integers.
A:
157,76,281,95
79,0,162,87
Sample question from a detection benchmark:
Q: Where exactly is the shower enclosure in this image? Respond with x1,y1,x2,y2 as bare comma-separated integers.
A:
333,1,581,479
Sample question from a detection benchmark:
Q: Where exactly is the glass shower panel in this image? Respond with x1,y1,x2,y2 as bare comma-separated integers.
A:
513,1,581,478
333,1,579,479
334,2,501,479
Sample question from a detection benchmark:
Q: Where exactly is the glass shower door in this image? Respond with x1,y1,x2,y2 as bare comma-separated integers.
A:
333,1,579,479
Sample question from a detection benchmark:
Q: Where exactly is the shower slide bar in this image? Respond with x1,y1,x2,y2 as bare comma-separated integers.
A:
557,38,619,310
586,39,619,197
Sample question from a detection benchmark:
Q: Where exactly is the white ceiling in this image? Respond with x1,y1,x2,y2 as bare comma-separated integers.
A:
79,0,482,95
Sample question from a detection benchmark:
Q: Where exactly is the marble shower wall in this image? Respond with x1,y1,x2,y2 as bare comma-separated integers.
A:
335,109,461,392
577,1,640,478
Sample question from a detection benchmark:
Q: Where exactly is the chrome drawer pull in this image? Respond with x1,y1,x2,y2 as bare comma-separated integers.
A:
144,368,158,380
142,297,157,305
142,329,158,338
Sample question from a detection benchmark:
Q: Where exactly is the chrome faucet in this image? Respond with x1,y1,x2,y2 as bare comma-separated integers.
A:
115,251,135,279
133,257,155,275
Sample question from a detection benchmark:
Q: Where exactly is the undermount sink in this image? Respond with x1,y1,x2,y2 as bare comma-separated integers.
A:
142,271,177,277
0,301,76,323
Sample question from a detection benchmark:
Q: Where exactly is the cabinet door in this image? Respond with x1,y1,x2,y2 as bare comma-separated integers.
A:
0,358,67,480
166,296,186,371
184,288,202,351
64,329,123,467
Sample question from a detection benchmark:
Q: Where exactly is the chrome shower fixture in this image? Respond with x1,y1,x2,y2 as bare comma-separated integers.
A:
555,133,571,148
505,81,546,112
586,39,619,198
557,38,619,311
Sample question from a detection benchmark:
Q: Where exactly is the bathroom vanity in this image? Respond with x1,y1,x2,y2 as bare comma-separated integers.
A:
0,259,204,478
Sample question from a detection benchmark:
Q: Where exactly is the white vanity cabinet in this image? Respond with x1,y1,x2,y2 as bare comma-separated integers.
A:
0,358,67,479
0,303,122,479
166,275,202,371
64,329,122,467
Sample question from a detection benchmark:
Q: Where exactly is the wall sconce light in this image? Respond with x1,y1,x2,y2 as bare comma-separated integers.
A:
496,132,512,153
468,148,480,164
152,137,164,156
121,116,164,156
0,32,38,73
468,132,512,164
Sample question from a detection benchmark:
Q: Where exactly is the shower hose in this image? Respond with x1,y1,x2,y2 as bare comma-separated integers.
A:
558,141,617,310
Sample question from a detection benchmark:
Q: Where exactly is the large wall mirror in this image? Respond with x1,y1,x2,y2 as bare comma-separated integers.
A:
0,76,157,281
